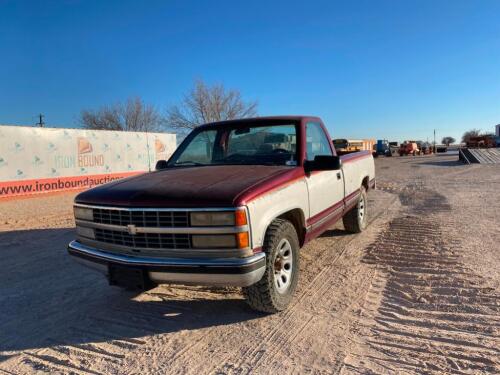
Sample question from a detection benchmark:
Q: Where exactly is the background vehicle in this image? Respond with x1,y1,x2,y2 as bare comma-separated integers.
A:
333,138,375,155
375,139,392,157
399,141,419,156
417,141,434,155
467,135,496,148
68,116,375,313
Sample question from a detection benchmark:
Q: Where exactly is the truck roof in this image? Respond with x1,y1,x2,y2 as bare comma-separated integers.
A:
198,116,322,129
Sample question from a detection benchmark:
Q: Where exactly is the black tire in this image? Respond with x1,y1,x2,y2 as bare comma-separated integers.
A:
243,219,300,313
343,187,368,233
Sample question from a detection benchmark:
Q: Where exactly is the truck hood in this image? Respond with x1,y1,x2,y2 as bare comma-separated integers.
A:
75,165,297,208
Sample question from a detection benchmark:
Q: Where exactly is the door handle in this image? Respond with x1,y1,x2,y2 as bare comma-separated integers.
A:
336,172,341,180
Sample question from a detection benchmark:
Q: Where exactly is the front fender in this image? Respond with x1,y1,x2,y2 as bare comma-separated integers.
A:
246,179,309,248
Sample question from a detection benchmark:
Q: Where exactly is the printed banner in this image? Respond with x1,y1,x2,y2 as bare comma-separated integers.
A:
0,126,176,198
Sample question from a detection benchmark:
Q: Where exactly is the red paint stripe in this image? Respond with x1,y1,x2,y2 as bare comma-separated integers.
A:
304,188,362,244
307,199,344,226
340,151,371,164
344,188,361,211
304,211,344,244
236,168,306,205
344,189,360,201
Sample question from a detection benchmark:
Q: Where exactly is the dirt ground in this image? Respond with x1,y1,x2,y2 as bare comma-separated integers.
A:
0,154,499,374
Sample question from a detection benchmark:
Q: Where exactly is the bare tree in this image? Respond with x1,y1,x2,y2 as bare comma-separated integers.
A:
80,97,162,132
461,129,481,144
441,136,456,146
482,132,495,138
165,80,258,134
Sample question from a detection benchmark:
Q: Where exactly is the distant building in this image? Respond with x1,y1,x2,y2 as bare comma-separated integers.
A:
496,124,500,137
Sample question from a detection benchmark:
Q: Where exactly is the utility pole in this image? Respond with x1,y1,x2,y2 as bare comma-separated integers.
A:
433,129,436,153
36,114,45,127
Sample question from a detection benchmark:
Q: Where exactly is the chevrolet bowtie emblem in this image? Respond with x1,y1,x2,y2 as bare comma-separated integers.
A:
127,224,138,235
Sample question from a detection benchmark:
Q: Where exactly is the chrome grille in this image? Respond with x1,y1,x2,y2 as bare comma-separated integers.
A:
93,208,189,228
94,228,190,249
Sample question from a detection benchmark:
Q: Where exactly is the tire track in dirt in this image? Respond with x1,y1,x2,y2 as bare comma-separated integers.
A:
4,329,145,374
343,184,500,374
1,291,175,374
195,191,401,375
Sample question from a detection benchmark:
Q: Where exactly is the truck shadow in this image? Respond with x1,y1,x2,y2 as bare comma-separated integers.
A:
0,228,263,354
319,228,348,238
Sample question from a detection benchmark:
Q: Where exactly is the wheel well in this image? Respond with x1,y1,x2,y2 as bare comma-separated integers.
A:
362,176,369,191
277,209,306,247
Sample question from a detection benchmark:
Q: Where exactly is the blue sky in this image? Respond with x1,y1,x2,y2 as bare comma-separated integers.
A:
1,0,500,142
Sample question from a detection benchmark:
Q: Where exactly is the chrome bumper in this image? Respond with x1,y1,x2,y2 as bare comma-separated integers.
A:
67,241,266,287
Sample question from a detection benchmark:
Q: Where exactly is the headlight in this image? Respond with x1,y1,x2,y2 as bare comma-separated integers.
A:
192,235,237,248
74,206,93,221
190,210,247,227
76,226,95,239
190,212,234,226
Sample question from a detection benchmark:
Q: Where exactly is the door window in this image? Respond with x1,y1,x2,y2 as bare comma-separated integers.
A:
305,122,333,160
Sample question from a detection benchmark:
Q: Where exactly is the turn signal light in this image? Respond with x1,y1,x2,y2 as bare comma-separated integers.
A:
236,232,249,249
235,210,247,226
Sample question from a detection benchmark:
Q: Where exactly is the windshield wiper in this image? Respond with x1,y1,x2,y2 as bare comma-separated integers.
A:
173,161,205,166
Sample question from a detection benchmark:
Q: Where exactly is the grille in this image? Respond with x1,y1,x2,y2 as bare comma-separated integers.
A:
93,208,189,228
95,228,190,249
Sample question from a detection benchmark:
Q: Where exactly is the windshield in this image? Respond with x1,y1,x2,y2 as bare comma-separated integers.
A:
168,123,298,167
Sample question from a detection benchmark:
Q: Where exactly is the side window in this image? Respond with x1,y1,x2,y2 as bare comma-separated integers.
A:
305,122,333,160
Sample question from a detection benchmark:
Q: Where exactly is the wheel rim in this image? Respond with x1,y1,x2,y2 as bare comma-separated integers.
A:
358,196,366,223
273,238,293,294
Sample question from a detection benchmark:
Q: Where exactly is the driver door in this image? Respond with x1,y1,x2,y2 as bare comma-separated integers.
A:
304,122,344,223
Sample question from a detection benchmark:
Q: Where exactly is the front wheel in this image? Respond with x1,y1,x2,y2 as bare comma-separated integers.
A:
343,187,368,233
243,219,299,313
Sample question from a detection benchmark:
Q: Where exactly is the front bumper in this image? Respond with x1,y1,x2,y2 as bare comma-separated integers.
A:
67,240,266,287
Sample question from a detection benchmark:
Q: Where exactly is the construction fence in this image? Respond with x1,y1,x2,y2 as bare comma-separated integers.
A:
0,125,176,198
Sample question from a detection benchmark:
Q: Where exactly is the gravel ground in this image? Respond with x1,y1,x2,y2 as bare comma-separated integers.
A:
0,154,498,374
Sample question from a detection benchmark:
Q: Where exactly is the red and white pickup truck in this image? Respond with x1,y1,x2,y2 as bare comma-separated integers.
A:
68,116,375,312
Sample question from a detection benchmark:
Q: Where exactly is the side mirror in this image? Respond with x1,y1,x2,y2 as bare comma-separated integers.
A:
304,155,342,173
155,160,168,171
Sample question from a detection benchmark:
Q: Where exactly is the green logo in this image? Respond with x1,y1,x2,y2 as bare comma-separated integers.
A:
47,142,57,152
33,156,43,166
14,142,24,152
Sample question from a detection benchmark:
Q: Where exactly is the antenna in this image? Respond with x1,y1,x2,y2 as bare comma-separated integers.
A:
36,114,45,127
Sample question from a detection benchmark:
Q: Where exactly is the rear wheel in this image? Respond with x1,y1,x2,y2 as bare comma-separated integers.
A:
243,219,299,313
343,187,368,233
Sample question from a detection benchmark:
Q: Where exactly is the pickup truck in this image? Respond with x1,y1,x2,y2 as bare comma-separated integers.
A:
68,116,375,313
